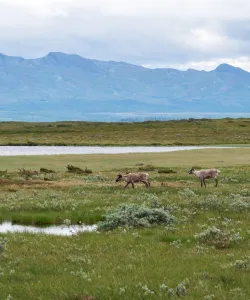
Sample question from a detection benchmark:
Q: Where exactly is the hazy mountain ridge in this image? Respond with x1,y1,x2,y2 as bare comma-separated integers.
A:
0,52,250,120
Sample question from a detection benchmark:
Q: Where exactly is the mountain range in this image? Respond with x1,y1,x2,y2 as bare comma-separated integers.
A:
0,52,250,121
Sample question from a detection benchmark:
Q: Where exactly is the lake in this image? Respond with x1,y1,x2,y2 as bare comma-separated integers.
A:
0,145,243,156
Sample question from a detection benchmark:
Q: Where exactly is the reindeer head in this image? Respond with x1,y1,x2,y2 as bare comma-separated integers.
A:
115,174,123,182
188,167,195,174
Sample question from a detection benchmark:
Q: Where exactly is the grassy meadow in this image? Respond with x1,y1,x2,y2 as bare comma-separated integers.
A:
0,148,250,299
1,118,250,146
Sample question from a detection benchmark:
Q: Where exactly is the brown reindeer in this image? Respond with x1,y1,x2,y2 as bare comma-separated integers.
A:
115,172,150,189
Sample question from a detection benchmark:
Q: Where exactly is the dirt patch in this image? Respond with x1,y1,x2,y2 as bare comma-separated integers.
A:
0,179,50,186
160,181,193,188
0,178,113,190
0,178,196,190
0,179,54,189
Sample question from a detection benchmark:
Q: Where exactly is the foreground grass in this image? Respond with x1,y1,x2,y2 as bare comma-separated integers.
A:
0,149,250,299
1,118,250,145
1,226,250,300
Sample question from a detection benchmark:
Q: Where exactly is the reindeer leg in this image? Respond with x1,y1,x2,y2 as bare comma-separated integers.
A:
124,182,130,189
215,178,218,187
147,181,150,188
142,180,148,188
200,180,203,187
203,179,206,188
131,182,135,189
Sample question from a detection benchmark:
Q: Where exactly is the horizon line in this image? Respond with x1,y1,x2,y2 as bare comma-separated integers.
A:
0,51,247,73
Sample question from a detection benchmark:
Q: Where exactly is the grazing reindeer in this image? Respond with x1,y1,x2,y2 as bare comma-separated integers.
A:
115,172,150,189
188,167,220,188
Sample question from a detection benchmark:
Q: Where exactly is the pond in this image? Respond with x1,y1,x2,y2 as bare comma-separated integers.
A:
0,145,243,156
0,222,97,236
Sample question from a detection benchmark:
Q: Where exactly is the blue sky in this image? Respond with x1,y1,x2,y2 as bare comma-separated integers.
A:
1,0,250,71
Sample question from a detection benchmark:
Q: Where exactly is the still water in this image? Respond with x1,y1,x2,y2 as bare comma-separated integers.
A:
0,145,242,156
0,222,97,236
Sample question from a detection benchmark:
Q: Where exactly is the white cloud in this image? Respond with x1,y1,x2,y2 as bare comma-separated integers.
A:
144,56,250,72
0,0,250,70
187,29,227,50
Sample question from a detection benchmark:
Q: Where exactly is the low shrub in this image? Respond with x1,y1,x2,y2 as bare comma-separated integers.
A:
0,170,7,177
196,194,224,211
178,188,197,199
67,165,93,174
0,237,7,254
138,164,156,171
18,168,39,180
229,199,250,211
43,174,57,181
158,168,177,174
97,203,175,231
231,258,249,270
40,168,55,174
195,226,243,249
26,140,38,146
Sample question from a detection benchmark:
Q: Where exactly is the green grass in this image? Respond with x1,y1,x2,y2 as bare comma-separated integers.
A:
1,147,250,171
0,149,250,299
0,148,249,224
1,118,250,145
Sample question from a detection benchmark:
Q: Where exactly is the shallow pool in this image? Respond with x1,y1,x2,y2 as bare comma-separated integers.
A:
0,222,97,236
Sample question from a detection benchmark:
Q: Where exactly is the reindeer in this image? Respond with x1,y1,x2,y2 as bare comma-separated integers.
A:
115,172,150,189
188,167,220,188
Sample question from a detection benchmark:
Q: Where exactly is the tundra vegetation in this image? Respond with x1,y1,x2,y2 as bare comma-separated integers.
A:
0,148,249,299
1,118,250,146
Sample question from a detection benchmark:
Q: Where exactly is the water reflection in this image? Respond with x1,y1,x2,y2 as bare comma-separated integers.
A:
0,145,242,156
0,222,97,236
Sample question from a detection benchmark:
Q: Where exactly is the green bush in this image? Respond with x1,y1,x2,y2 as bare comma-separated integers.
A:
67,165,93,174
97,203,175,231
158,168,177,174
40,168,55,174
18,168,39,180
0,170,7,177
195,226,243,249
138,164,156,171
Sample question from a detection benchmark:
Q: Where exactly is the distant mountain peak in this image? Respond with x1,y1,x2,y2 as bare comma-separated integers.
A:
0,52,24,64
0,52,250,122
44,52,74,60
46,52,77,58
215,63,248,74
